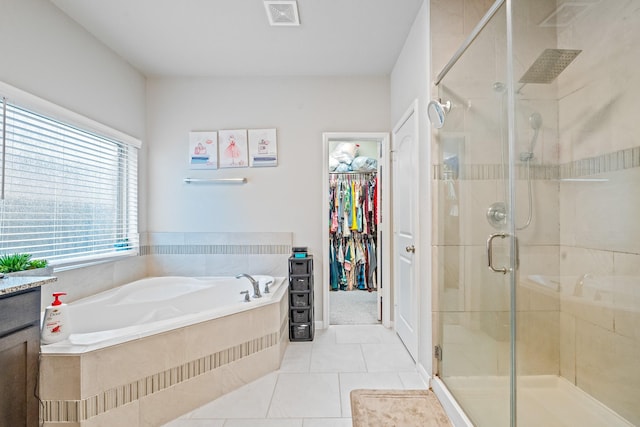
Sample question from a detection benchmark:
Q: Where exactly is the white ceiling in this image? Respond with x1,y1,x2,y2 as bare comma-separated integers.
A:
50,0,424,77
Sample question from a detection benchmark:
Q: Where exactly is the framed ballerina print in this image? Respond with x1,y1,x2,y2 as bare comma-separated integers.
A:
188,131,218,169
218,129,248,168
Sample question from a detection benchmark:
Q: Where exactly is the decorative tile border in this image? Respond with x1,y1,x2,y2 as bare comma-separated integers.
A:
433,146,640,181
432,163,558,181
140,243,292,256
42,316,288,423
559,146,640,179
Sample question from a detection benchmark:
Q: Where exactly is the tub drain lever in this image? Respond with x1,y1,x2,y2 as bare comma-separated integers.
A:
240,290,250,302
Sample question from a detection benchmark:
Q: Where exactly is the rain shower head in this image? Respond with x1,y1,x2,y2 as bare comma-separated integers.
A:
518,49,582,84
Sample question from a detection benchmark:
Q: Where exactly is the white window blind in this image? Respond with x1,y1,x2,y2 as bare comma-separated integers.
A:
0,97,139,264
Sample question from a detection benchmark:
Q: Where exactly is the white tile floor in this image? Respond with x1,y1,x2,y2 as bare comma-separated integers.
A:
163,324,427,427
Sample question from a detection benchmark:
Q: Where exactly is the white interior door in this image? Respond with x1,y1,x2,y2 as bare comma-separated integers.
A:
392,101,419,360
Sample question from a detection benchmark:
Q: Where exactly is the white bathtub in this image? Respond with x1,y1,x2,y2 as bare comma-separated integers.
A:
39,275,290,426
41,275,285,353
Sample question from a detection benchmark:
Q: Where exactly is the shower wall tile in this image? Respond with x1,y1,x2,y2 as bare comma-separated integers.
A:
465,98,504,164
514,179,560,246
464,244,510,312
559,246,614,286
439,245,465,312
574,318,640,426
614,307,640,342
560,169,640,254
463,0,496,34
516,311,560,375
610,333,640,426
441,312,503,377
456,180,501,246
612,253,640,340
517,245,560,281
432,36,466,82
562,294,614,333
559,75,617,163
559,312,576,384
558,183,576,247
431,0,464,38
575,320,616,398
557,1,640,164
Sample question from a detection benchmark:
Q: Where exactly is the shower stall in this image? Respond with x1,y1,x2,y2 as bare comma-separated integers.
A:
431,1,640,426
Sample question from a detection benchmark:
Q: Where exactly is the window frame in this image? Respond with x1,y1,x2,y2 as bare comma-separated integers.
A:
0,81,141,269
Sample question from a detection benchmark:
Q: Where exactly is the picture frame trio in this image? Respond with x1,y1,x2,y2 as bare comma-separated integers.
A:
189,128,278,169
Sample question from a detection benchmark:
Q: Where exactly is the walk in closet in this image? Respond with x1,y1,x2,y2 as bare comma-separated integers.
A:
322,134,389,326
328,171,377,292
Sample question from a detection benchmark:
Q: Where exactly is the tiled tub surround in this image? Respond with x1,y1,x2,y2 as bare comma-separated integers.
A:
31,233,295,425
39,275,290,426
142,232,293,278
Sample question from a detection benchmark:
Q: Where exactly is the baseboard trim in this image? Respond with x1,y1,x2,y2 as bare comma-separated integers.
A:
431,377,474,427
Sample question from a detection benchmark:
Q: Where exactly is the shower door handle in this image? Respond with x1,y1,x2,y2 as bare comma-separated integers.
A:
487,233,509,274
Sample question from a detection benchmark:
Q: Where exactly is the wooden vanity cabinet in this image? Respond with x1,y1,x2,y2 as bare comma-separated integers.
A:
0,287,41,427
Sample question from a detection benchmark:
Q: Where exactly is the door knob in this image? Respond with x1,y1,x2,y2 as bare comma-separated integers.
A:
405,245,415,253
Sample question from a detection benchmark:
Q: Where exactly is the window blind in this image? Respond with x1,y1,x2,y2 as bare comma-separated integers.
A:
0,97,139,264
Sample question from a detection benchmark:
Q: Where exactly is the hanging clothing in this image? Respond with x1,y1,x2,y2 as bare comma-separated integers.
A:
328,172,378,291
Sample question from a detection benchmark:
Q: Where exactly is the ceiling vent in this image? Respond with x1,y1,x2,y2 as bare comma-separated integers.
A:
264,1,300,26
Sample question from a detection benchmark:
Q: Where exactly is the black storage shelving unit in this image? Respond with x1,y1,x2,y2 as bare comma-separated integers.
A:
288,255,314,341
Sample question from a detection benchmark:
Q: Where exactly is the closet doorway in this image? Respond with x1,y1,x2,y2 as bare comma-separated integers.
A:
322,132,390,327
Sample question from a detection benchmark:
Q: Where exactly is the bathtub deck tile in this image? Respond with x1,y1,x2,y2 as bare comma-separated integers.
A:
188,371,279,419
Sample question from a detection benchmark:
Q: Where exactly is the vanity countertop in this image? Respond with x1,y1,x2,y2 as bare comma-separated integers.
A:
0,276,57,296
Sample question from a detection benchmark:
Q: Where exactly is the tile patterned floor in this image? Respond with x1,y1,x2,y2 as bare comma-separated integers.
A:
163,325,426,427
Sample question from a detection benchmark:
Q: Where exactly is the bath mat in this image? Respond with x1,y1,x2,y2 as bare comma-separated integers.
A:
350,389,452,427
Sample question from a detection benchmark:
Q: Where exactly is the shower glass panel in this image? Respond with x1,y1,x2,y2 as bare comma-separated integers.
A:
434,0,640,425
512,0,640,425
435,3,515,426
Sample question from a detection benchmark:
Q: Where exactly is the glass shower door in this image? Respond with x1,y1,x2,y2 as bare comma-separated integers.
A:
434,2,517,426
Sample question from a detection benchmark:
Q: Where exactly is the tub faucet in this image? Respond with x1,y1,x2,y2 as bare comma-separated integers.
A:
235,273,261,298
264,279,273,294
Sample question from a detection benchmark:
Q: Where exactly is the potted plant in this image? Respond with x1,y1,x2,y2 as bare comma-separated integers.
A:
0,253,52,277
